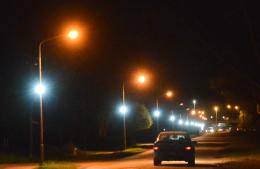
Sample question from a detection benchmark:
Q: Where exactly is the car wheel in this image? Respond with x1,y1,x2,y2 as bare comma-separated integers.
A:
153,157,161,166
188,156,195,166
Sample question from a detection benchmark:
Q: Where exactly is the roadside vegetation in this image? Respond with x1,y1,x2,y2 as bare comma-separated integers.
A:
0,154,36,163
34,147,146,168
70,147,146,161
0,147,147,164
36,162,76,169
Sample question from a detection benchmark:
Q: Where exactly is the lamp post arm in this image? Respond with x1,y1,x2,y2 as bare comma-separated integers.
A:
156,98,159,110
122,83,125,105
38,35,64,82
39,35,64,46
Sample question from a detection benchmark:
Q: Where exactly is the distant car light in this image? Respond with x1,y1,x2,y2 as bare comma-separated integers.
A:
218,128,224,132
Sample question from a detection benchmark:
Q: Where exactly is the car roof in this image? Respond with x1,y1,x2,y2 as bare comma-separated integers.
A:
158,131,188,135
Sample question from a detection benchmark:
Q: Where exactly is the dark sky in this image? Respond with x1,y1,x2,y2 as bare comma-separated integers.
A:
0,1,259,147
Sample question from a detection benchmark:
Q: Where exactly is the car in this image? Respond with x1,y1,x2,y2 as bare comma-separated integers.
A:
205,127,215,133
153,131,196,166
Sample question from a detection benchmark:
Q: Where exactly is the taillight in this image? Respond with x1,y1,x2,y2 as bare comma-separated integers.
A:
185,146,192,150
153,146,159,151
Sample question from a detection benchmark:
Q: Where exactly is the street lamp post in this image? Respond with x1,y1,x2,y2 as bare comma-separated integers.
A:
154,90,173,132
156,98,159,132
119,74,147,150
122,83,127,150
214,106,219,126
38,42,44,164
37,30,79,164
193,99,196,112
169,112,175,131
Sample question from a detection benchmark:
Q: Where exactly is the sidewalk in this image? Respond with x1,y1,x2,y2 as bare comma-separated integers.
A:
0,163,37,169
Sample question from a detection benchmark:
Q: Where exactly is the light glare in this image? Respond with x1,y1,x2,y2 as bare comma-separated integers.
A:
178,119,183,125
68,30,79,39
169,115,175,121
154,110,160,117
214,106,219,112
227,104,231,109
165,90,173,98
193,100,196,104
35,84,46,95
138,75,146,84
191,110,196,115
119,105,128,114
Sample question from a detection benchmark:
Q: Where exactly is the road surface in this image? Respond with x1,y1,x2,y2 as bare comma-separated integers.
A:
0,133,251,169
77,133,236,169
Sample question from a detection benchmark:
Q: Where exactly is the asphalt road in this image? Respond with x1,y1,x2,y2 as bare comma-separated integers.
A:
77,133,234,169
0,132,248,169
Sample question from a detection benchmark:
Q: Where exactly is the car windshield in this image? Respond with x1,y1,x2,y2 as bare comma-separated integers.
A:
157,133,190,142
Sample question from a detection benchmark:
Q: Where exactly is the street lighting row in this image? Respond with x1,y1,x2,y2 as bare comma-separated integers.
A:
160,112,205,129
175,118,205,130
213,104,240,112
119,78,175,149
152,99,209,134
151,109,205,131
212,104,240,126
226,104,240,110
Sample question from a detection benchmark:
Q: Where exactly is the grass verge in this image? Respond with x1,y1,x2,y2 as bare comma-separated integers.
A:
36,162,76,169
0,154,35,163
74,147,146,161
0,147,147,163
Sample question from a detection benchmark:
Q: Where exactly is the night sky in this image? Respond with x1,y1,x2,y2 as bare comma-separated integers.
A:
0,1,259,151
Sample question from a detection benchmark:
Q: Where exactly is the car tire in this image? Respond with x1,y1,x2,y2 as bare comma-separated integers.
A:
188,156,195,166
153,157,161,166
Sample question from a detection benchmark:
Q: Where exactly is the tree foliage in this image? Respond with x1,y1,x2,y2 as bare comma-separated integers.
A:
238,110,253,129
133,104,153,131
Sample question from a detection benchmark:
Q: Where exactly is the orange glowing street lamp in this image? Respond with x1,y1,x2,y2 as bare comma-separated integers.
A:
37,28,80,164
227,104,231,109
213,106,219,125
133,69,151,87
234,105,239,110
214,106,219,112
137,75,146,84
165,90,173,98
134,72,149,86
67,30,79,39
